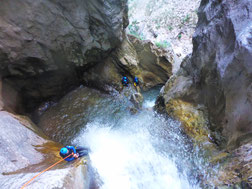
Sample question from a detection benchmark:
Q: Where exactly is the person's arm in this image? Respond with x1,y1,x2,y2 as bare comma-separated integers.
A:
66,146,76,154
66,146,79,159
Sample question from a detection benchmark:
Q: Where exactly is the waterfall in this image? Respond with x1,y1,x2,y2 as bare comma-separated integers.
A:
74,90,200,189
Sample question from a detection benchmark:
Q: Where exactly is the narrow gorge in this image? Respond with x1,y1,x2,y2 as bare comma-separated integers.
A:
0,0,251,188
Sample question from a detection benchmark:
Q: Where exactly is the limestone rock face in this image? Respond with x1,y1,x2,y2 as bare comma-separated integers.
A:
127,35,176,90
0,111,88,189
0,111,54,173
156,0,252,186
0,0,128,110
191,0,252,147
83,35,178,92
158,0,252,148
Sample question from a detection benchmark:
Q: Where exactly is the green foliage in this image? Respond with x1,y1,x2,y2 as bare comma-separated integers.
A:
130,33,146,41
128,20,140,36
128,20,146,41
178,33,182,40
168,25,173,31
155,41,171,49
156,24,161,30
182,14,191,24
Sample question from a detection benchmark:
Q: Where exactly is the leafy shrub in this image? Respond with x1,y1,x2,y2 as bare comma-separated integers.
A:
155,41,171,49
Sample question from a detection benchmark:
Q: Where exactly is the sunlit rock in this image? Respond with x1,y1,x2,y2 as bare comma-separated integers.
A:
0,111,88,188
83,35,178,92
127,0,200,58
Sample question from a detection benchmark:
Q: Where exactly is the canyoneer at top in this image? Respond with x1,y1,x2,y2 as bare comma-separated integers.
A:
134,76,139,87
121,76,129,87
60,146,89,162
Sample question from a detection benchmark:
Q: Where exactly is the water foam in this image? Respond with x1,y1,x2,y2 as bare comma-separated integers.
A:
75,111,197,189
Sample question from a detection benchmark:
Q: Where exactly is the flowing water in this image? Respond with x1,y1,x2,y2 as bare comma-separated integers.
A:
63,87,206,189
34,86,211,188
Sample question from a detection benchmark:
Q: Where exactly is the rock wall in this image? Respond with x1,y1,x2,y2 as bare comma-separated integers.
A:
0,0,128,111
191,0,252,148
156,0,252,186
158,0,252,148
83,35,177,92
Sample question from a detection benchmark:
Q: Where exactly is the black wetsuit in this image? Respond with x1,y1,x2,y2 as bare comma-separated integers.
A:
76,146,89,157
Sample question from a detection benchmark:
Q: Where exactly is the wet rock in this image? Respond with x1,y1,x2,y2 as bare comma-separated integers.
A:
38,86,112,144
0,0,128,111
130,92,144,109
129,107,138,114
0,111,89,189
0,111,59,173
1,158,88,189
210,142,252,188
156,65,211,143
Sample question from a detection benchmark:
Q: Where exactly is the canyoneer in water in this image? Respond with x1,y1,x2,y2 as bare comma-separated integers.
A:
133,76,139,87
60,146,89,162
121,76,129,87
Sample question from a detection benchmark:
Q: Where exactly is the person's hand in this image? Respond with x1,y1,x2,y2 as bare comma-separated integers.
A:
73,153,79,158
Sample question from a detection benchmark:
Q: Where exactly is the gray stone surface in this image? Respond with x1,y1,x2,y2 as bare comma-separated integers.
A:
159,0,252,148
0,111,88,189
0,111,49,173
191,0,252,147
0,0,128,110
156,0,252,186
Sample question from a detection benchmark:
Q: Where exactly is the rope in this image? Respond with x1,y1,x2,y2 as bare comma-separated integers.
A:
20,153,74,189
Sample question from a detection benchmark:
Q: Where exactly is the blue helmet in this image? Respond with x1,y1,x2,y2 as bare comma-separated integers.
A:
60,147,68,155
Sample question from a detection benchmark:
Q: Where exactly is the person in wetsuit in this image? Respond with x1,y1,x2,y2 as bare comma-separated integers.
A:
121,76,129,87
134,76,139,87
59,146,89,162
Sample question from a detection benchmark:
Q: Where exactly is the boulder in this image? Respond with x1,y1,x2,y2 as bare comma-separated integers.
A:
0,0,128,111
130,92,144,109
38,86,121,144
82,56,123,92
